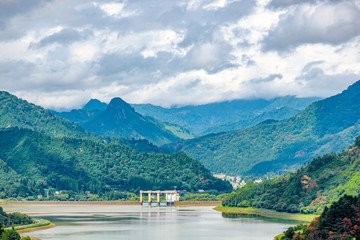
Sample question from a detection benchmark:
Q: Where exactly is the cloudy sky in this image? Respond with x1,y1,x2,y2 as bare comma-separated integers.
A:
0,0,360,110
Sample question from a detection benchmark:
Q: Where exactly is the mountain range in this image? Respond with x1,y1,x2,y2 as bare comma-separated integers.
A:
167,80,360,176
132,96,320,135
55,98,194,146
0,91,231,198
55,95,319,147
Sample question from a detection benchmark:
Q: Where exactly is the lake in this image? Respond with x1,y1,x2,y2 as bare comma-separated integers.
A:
2,204,298,240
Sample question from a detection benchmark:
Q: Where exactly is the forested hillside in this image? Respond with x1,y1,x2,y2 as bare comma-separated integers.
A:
0,127,231,199
279,194,360,240
0,91,90,139
168,80,360,176
223,136,360,214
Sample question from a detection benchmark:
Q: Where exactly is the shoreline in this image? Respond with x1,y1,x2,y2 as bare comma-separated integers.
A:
214,207,318,222
2,200,221,207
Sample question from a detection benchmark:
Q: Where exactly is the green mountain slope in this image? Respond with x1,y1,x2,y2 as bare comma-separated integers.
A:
132,96,320,135
167,80,360,176
0,127,232,198
223,136,360,214
0,91,90,139
0,91,165,154
82,98,188,145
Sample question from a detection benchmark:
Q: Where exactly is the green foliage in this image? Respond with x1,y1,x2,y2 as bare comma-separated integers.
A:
0,127,232,199
0,91,89,139
355,136,360,148
223,137,360,214
282,194,360,239
1,229,20,240
0,207,33,228
168,80,360,176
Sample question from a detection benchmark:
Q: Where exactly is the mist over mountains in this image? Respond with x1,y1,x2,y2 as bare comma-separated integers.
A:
167,80,360,176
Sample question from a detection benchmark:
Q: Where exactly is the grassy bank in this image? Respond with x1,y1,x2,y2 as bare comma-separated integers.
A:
16,219,55,233
214,206,318,222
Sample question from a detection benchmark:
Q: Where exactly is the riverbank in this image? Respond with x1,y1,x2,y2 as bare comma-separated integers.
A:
214,206,318,222
2,200,221,207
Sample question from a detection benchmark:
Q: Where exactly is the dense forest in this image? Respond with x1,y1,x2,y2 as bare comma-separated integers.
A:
168,80,360,176
0,127,232,199
280,194,360,240
223,136,360,214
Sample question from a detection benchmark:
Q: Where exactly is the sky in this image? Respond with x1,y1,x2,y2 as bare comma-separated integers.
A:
0,0,360,110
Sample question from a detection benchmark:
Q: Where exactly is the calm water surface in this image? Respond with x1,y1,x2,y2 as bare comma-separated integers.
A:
3,205,298,240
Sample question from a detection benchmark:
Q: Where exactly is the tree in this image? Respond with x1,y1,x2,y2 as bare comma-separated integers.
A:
284,227,295,240
0,224,4,238
355,136,360,148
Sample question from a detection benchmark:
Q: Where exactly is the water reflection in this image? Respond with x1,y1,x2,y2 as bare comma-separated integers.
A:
221,213,303,224
25,207,295,240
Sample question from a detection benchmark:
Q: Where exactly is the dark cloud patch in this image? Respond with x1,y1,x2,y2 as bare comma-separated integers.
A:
263,1,360,52
250,74,283,83
96,51,178,85
268,0,341,8
0,0,51,29
268,0,313,8
30,28,93,49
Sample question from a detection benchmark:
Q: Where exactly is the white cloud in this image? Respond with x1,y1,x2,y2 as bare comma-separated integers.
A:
0,0,359,111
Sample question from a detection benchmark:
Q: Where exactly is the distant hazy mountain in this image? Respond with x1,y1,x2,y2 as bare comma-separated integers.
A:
132,96,320,135
166,80,360,176
53,99,107,125
81,97,192,145
202,106,300,134
82,99,107,111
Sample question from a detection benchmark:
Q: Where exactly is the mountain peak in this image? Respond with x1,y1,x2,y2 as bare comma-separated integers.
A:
103,97,137,121
83,99,107,111
108,97,134,111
